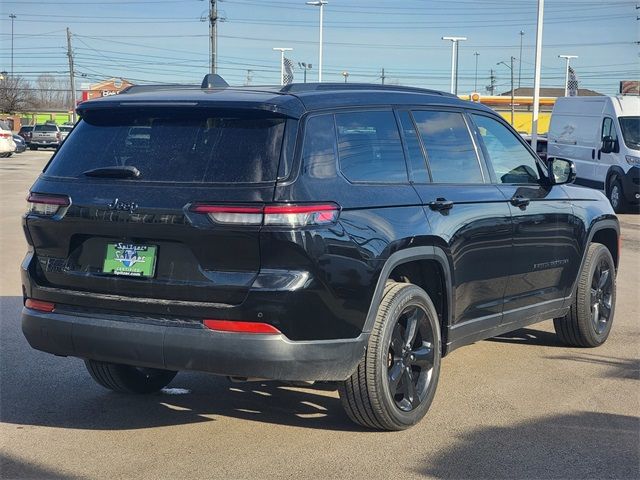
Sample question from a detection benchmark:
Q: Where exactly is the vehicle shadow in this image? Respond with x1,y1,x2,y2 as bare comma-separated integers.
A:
487,327,565,347
547,352,639,381
0,452,82,480
0,296,361,432
419,411,640,479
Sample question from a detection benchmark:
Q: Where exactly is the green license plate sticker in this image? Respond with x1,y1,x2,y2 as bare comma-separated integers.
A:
102,243,157,278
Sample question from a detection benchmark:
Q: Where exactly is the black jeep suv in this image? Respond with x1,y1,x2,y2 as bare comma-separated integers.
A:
21,77,619,430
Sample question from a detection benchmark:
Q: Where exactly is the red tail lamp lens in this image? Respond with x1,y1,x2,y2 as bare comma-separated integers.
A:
25,299,56,313
203,319,281,334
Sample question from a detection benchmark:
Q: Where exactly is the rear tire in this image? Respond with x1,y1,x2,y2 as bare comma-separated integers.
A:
85,360,177,394
553,243,616,347
608,178,626,213
338,282,441,431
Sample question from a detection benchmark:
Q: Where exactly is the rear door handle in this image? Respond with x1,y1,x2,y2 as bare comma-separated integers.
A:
510,195,530,209
428,198,454,212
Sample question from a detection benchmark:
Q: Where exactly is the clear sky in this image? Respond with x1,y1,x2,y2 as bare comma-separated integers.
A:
1,0,638,95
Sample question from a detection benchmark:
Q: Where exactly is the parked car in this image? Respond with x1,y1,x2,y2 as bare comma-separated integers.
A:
0,122,16,157
13,134,26,153
21,77,620,431
59,124,73,142
30,123,61,150
548,95,640,212
18,125,34,144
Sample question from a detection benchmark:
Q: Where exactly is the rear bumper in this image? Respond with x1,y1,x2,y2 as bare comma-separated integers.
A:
21,307,368,381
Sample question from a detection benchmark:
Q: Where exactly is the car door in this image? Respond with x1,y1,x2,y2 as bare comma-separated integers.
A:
469,112,580,324
397,109,513,337
596,116,621,186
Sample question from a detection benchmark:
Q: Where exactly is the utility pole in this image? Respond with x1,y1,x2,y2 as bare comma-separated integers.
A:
558,54,578,97
518,30,524,88
245,69,253,86
9,14,16,77
486,69,496,95
209,0,217,74
531,0,545,152
66,28,77,123
442,36,467,95
473,52,480,92
380,68,386,85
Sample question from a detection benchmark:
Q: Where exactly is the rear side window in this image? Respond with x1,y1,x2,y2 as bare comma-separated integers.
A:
35,124,58,132
335,111,407,183
397,111,429,182
413,110,483,183
472,114,540,184
302,114,337,179
45,109,286,184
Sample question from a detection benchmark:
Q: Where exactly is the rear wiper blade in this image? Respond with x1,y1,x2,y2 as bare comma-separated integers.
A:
83,166,141,179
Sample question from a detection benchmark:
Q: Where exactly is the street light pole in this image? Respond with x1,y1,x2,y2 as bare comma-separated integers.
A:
442,36,467,95
473,52,480,92
273,47,293,86
342,71,349,83
558,54,578,97
306,1,327,82
518,30,524,89
497,56,516,126
531,0,545,153
9,14,16,77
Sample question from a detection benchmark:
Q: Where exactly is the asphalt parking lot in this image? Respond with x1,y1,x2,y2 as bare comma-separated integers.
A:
1,150,638,480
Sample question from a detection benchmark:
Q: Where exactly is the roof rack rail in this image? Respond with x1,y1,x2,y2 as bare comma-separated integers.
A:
120,84,196,94
280,82,455,97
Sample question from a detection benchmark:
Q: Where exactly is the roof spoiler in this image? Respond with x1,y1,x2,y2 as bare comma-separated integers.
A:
201,74,229,89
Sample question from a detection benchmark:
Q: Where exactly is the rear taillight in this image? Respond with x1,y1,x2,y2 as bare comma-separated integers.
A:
56,132,61,141
203,319,281,334
0,132,11,139
190,203,340,227
27,192,70,216
25,299,56,313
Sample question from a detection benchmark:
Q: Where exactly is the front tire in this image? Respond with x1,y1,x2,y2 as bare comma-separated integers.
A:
85,360,177,394
338,282,441,431
608,178,626,213
554,243,616,347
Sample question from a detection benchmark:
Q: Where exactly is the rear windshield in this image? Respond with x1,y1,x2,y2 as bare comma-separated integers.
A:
20,126,33,132
35,124,59,132
45,109,286,183
59,125,73,132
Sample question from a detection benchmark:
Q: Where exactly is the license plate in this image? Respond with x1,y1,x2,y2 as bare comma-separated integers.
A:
102,243,157,278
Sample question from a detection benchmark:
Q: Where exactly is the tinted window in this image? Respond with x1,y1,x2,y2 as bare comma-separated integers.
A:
397,111,429,182
59,126,73,132
472,114,540,184
619,116,640,150
35,124,58,132
335,111,407,183
413,110,483,183
302,114,337,179
46,109,286,183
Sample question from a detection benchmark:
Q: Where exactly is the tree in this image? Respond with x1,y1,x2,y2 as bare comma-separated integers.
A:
0,75,34,113
32,74,70,110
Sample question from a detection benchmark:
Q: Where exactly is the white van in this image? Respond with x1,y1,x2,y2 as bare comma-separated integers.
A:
548,95,639,212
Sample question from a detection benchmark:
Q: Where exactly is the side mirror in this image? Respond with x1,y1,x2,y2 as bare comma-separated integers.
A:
601,136,617,154
549,158,576,185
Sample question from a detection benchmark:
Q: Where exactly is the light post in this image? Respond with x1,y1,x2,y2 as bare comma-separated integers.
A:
473,52,480,92
558,54,578,97
442,36,466,95
9,14,16,77
498,56,516,126
531,0,545,152
342,71,349,83
298,62,312,83
518,30,524,88
306,1,327,82
273,47,293,86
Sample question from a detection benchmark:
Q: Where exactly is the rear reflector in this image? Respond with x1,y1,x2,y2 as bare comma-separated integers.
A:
27,192,70,216
203,319,281,334
25,299,56,313
190,203,339,227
